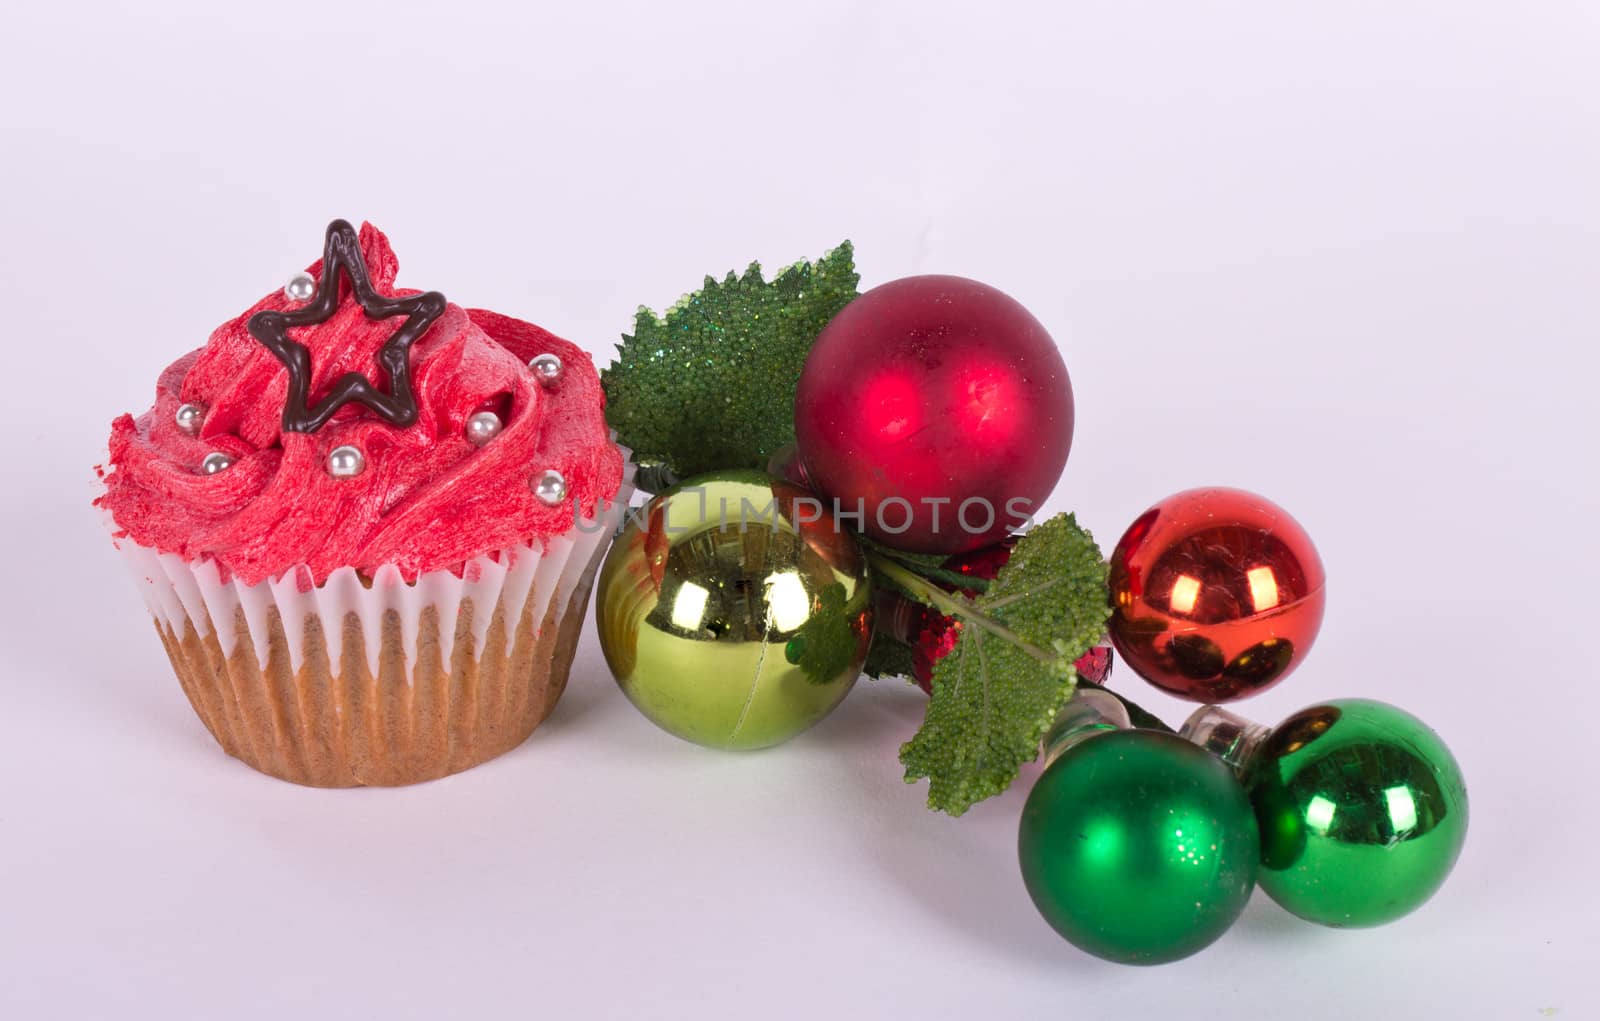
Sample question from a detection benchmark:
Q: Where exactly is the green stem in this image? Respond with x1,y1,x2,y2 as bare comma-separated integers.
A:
867,551,1059,665
860,538,993,594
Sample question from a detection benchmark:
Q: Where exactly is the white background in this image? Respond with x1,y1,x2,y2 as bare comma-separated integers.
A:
2,2,1596,1018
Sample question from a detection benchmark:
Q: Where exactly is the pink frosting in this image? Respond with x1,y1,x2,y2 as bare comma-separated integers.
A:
98,223,622,586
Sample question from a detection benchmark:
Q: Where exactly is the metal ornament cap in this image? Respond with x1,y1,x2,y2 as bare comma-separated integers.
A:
593,470,872,750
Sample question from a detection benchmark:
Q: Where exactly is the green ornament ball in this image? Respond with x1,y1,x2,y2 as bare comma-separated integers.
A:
1018,730,1259,965
594,470,872,750
1246,698,1468,927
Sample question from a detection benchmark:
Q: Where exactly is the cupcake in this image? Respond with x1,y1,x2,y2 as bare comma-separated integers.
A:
97,220,629,786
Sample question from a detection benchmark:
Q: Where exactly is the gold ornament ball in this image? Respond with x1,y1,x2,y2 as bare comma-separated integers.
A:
595,470,872,750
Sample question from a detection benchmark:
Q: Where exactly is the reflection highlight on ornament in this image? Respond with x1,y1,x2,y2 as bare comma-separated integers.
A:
1246,567,1280,611
670,581,710,632
1081,819,1124,865
1170,574,1201,615
765,571,811,632
954,359,1019,443
1385,786,1418,833
1305,795,1337,836
863,372,921,442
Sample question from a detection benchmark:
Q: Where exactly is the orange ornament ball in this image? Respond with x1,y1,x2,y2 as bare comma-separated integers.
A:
1107,487,1325,703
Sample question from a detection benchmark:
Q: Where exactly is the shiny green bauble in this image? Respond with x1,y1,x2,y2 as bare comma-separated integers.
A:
595,470,872,750
1018,730,1259,965
1247,698,1468,928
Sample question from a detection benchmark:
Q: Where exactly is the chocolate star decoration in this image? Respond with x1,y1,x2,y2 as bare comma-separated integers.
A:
248,219,446,433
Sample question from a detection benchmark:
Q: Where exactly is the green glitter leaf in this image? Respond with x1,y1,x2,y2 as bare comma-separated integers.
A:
784,582,860,684
603,243,859,483
897,514,1110,816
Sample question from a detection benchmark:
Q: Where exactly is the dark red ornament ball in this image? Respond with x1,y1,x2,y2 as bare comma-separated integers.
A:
1107,487,1325,703
794,275,1073,553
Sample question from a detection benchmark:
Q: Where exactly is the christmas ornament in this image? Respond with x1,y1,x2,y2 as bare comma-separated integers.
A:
1019,691,1259,965
600,248,1106,810
1183,698,1468,927
794,275,1074,554
1108,487,1325,702
603,244,860,484
595,470,872,750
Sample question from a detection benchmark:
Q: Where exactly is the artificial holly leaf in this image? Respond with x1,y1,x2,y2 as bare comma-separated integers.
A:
899,514,1110,816
862,632,918,681
784,582,860,684
602,243,859,482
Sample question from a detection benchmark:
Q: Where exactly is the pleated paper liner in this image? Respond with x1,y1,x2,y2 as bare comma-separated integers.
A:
111,471,635,787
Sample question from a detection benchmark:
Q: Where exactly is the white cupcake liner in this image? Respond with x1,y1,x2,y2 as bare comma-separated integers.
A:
121,528,560,686
111,464,634,686
104,454,635,786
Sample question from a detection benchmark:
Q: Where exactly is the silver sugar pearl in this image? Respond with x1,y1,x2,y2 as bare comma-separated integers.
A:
533,469,567,506
529,353,563,385
327,444,366,478
200,452,234,475
284,271,317,303
175,402,205,436
466,410,503,446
